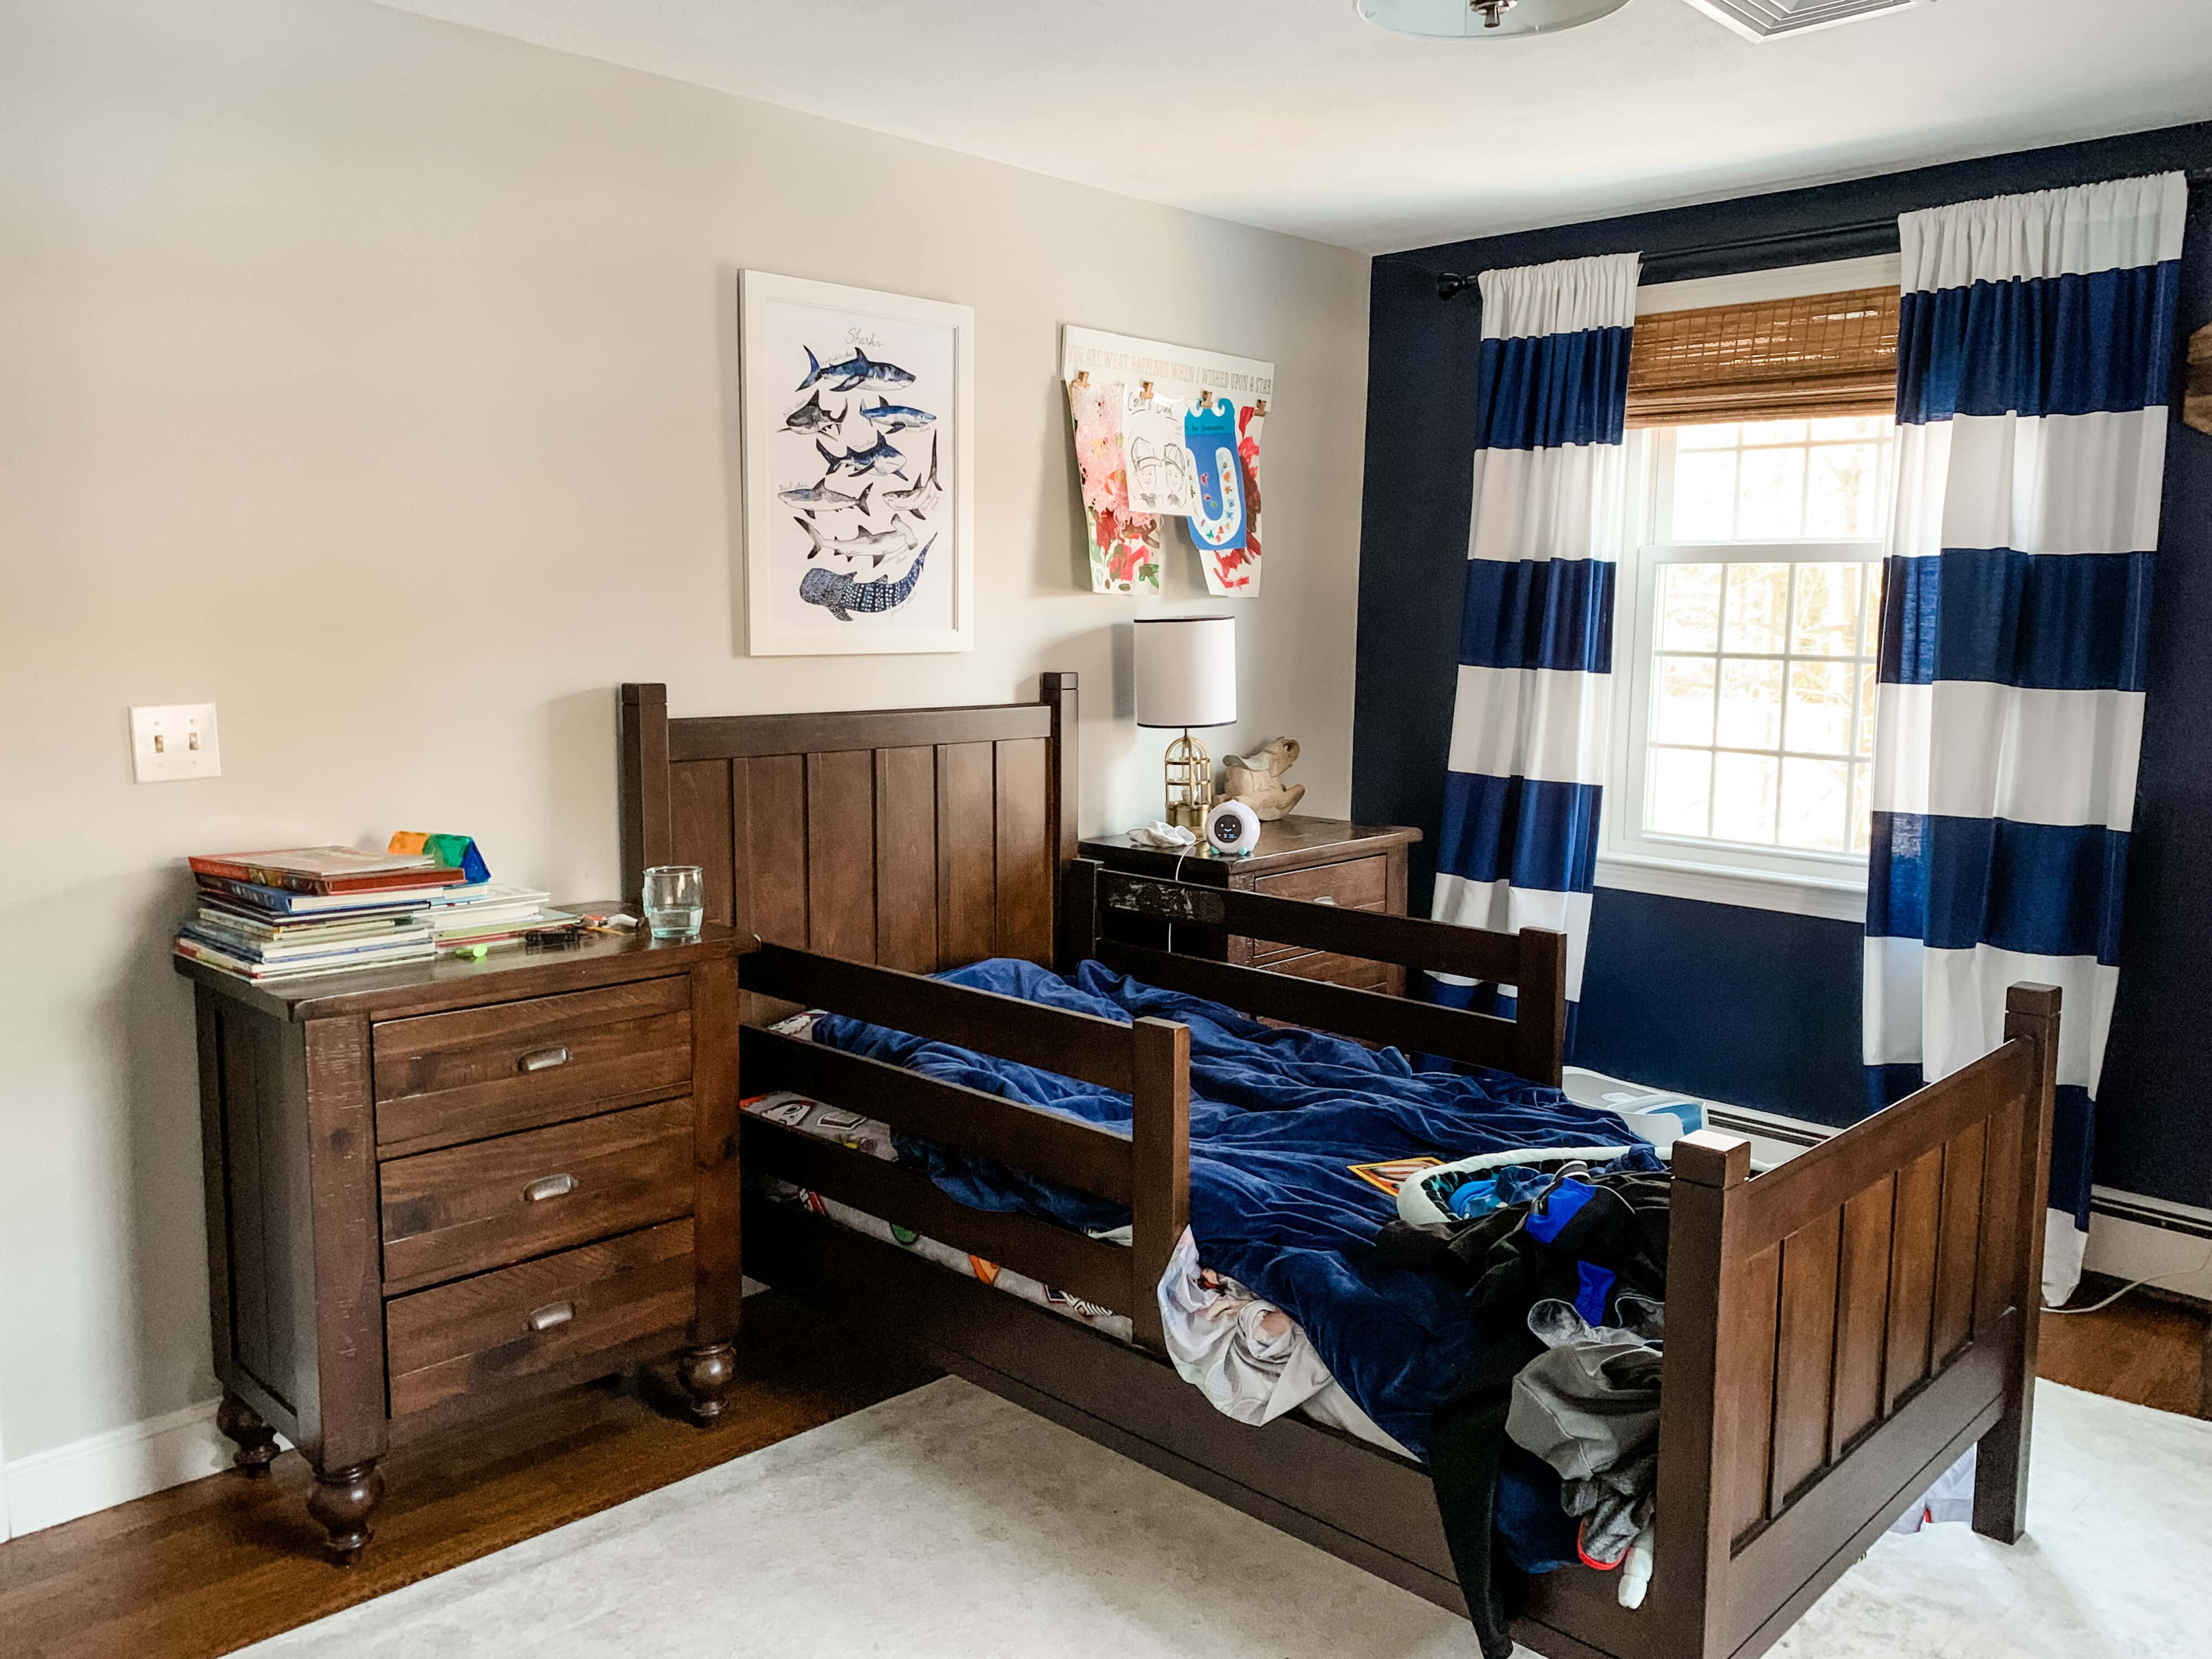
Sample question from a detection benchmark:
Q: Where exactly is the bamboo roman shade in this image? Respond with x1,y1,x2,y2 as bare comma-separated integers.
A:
1626,288,1901,426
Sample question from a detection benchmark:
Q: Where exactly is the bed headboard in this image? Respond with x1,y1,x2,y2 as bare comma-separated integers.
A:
617,675,1079,978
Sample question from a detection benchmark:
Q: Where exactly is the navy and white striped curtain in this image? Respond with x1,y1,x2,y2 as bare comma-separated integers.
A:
1865,174,2187,1305
1432,253,1640,1035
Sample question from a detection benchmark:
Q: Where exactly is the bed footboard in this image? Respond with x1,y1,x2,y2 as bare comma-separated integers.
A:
736,943,1190,1349
1621,984,2060,1659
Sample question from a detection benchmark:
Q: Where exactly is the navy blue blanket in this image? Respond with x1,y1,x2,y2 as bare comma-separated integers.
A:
811,957,1660,1473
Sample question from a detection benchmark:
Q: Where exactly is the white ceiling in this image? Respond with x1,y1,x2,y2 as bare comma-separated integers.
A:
373,0,2212,253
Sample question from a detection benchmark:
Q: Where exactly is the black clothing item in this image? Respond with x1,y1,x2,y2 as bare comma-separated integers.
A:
1378,1169,1672,1323
1429,1389,1520,1659
1385,1170,1676,1652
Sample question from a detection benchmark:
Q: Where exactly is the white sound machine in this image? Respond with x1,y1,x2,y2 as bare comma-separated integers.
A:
1203,798,1261,856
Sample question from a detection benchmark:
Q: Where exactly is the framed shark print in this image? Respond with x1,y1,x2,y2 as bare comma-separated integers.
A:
740,271,974,654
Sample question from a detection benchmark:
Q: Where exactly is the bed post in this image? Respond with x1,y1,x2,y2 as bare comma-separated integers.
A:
1063,858,1102,977
1042,670,1081,967
1512,927,1567,1087
1128,1016,1191,1353
1973,982,2061,1544
618,682,672,909
1650,1129,1754,1659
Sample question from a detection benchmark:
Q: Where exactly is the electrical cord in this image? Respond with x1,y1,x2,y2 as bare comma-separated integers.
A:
1166,847,1190,954
2041,1244,2212,1314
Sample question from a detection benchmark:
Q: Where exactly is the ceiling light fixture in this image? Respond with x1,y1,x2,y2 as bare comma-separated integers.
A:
1355,0,1632,39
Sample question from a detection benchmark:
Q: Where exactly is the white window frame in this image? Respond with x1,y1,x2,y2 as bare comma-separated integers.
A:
1594,254,1901,922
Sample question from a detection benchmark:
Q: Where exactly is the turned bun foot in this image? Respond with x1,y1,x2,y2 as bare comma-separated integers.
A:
215,1392,281,1478
307,1460,384,1566
676,1342,737,1425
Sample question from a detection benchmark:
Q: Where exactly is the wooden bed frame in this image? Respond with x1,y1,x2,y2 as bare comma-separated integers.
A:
618,676,2058,1659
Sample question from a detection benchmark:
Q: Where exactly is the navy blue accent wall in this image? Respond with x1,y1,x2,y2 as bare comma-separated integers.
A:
1574,891,1869,1129
1353,122,2212,1209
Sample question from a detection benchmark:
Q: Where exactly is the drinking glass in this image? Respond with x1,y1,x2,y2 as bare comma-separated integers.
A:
641,865,704,940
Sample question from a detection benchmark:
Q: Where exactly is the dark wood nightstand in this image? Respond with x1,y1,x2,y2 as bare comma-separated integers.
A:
176,916,743,1563
1078,816,1421,994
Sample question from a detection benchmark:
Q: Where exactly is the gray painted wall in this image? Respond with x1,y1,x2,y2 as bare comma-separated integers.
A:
0,0,1372,1467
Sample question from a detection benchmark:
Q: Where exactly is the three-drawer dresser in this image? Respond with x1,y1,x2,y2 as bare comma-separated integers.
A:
176,920,744,1563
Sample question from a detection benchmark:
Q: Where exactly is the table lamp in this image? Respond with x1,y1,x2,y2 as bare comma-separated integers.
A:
1135,615,1237,830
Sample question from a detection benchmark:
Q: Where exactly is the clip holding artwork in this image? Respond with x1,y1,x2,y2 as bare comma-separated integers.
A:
740,273,974,655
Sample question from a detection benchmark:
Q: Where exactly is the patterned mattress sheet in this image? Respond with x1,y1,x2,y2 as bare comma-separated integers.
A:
742,1082,1410,1459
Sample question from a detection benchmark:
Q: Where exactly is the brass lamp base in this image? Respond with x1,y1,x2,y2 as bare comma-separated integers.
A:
1164,729,1213,830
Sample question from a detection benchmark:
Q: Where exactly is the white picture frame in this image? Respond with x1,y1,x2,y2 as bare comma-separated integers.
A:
740,271,975,655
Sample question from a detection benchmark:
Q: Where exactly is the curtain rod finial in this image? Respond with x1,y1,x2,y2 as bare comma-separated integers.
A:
1437,273,1475,302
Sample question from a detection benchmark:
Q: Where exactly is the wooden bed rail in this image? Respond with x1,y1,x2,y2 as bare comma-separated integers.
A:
734,942,1191,1349
1073,860,1567,1085
1632,984,2060,1659
742,943,1135,1089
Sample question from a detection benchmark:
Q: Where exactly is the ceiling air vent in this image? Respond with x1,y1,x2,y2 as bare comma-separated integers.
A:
1682,0,1929,39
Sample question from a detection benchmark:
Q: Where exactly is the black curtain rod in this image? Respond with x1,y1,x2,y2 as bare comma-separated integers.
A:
1436,165,2212,301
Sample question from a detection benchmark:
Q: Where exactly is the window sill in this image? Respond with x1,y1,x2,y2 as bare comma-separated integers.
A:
1594,852,1866,922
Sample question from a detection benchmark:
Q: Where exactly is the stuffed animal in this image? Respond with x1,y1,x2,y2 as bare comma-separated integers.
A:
1221,737,1305,821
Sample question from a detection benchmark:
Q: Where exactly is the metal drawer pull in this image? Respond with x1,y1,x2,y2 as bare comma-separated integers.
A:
518,1045,571,1073
1313,895,1337,905
527,1300,574,1333
523,1173,577,1203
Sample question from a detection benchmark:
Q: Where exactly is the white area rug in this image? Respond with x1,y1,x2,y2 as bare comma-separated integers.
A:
243,1376,2208,1659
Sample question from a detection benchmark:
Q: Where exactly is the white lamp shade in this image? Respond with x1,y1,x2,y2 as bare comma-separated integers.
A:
1134,616,1237,729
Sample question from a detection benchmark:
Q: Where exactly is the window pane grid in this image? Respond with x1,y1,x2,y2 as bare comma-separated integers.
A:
1642,418,1893,860
1645,557,1880,854
1663,421,1892,542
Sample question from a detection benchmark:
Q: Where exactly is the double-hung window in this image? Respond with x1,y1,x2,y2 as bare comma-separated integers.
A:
1599,264,1902,918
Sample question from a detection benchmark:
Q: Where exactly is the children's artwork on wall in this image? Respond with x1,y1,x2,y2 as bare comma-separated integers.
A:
1183,394,1245,555
1121,390,1198,518
1228,399,1265,593
741,272,974,654
1060,326,1275,598
1067,374,1162,593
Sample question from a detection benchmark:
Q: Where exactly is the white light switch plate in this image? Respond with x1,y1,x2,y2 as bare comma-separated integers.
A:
130,703,221,782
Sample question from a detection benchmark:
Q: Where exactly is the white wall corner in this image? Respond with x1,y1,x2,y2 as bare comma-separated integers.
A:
2,1397,282,1539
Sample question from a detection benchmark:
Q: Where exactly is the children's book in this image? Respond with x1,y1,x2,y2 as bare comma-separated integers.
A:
189,846,465,895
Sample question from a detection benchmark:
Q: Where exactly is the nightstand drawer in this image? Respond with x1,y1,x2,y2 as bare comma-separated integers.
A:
372,977,692,1155
379,1097,693,1293
1249,855,1389,966
1251,854,1388,909
1253,950,1391,993
385,1219,696,1419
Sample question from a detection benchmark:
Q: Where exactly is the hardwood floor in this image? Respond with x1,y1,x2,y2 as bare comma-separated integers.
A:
0,1292,938,1659
2,1284,2204,1659
2039,1279,2211,1419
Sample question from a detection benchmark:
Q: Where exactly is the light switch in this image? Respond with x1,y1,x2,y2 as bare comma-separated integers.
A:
131,703,221,782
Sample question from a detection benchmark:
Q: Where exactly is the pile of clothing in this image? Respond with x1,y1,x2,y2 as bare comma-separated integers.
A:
1379,1159,1672,1659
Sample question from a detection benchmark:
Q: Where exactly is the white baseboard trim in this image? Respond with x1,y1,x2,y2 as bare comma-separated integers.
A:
2080,1188,2212,1304
2,1396,287,1540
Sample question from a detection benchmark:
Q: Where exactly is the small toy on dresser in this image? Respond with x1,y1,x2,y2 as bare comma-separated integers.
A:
1222,737,1305,820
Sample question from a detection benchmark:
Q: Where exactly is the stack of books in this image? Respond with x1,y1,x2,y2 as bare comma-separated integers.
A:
418,883,565,953
176,847,466,982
